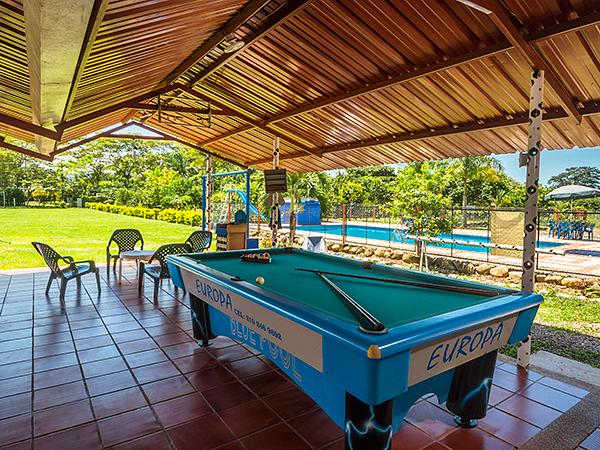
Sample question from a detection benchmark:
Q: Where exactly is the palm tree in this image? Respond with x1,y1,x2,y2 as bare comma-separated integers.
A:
286,172,327,244
453,156,502,227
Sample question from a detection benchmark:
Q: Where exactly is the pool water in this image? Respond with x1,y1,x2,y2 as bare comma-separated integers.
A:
294,224,563,253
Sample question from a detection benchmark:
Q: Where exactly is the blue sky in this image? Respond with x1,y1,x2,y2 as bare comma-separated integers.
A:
494,146,600,185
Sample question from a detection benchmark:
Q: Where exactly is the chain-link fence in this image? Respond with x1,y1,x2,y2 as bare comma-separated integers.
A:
282,204,600,278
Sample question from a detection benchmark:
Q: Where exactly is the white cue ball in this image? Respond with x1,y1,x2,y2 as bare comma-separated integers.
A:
256,276,265,285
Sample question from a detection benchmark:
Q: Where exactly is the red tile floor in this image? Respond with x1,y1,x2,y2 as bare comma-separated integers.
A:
0,268,595,450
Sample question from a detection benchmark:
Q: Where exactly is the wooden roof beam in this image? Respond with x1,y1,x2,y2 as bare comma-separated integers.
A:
245,102,600,165
0,136,53,161
203,11,599,146
179,86,319,156
122,102,235,115
483,0,583,123
23,0,104,154
0,112,61,141
161,0,271,86
56,84,185,132
189,0,315,87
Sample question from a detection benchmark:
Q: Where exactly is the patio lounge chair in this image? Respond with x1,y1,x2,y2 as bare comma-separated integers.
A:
138,243,192,301
185,230,212,252
32,242,100,302
106,229,144,276
583,223,595,240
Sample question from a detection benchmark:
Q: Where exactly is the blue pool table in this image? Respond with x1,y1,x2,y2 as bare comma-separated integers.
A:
168,248,542,450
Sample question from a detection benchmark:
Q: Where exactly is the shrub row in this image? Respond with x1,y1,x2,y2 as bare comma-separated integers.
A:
86,202,202,226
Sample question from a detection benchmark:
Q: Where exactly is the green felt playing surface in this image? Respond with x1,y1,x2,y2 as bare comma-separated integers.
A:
188,250,496,328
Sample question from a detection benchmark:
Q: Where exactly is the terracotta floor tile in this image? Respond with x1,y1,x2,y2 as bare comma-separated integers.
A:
0,439,32,450
537,377,589,399
263,388,317,420
212,441,245,450
209,345,254,364
153,393,212,428
186,366,236,391
34,380,88,410
1,338,31,352
421,442,453,450
167,414,235,450
243,371,294,397
480,408,540,446
162,342,203,360
289,409,343,448
0,361,32,380
0,392,31,420
117,338,159,355
82,356,128,378
33,399,94,436
172,352,218,374
492,369,534,393
497,394,561,428
241,423,311,450
97,407,162,447
33,340,75,358
33,352,78,373
33,422,102,450
226,357,271,379
107,431,172,450
496,364,542,381
91,386,148,419
111,329,149,344
71,326,108,340
33,331,72,346
132,360,180,384
74,334,114,351
154,332,193,347
142,375,195,404
489,385,515,407
405,401,456,439
521,383,580,412
580,427,600,450
124,349,168,368
0,414,31,447
86,370,137,397
0,375,31,398
441,427,514,450
389,422,435,449
33,365,82,390
219,399,280,437
78,344,121,364
1,349,32,366
203,381,256,412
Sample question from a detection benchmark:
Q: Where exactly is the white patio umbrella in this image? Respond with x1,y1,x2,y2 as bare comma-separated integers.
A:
545,184,600,211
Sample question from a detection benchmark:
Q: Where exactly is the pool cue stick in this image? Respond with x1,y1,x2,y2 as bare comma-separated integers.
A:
296,268,512,297
316,272,387,333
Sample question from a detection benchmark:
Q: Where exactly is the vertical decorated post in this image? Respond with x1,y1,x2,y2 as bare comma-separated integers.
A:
205,155,213,233
518,69,544,367
271,137,280,247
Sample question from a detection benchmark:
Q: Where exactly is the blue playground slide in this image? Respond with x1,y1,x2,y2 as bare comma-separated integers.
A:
226,189,264,218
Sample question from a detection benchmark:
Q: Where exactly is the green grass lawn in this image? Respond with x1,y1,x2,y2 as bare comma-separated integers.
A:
0,207,202,270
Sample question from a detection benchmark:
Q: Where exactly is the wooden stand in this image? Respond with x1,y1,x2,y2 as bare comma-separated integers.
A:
216,223,247,251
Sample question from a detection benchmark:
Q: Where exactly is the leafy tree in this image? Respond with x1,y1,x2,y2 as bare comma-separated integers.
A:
548,166,600,188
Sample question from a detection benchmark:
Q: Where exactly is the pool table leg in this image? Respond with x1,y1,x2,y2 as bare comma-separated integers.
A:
446,350,498,428
344,393,393,450
189,293,215,347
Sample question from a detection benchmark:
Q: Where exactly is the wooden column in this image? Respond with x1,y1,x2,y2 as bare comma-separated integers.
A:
205,155,213,233
518,70,544,367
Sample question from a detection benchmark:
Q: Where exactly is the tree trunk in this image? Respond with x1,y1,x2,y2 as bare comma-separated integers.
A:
289,211,296,246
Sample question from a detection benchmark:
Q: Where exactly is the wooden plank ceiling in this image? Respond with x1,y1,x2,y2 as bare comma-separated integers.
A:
0,0,599,171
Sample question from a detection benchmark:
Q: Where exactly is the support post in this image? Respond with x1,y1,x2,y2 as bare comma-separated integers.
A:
518,69,544,368
201,175,207,231
271,137,280,247
245,169,251,247
205,155,213,233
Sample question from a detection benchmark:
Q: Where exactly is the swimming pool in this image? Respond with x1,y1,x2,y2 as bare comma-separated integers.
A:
294,224,563,253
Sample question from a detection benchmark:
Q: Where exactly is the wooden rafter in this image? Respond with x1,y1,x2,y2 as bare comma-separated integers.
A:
204,11,599,147
483,0,583,123
246,102,600,165
161,0,271,86
0,112,61,141
123,102,233,115
179,86,320,156
188,0,315,87
0,136,52,161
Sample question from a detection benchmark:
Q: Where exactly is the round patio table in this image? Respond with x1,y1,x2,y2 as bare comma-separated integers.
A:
118,249,154,283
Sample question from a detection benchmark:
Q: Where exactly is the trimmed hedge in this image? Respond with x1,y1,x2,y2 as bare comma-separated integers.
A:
86,202,202,226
